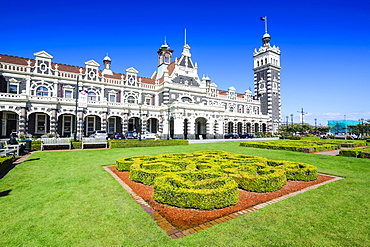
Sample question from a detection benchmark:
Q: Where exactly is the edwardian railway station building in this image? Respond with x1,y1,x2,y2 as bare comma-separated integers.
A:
0,32,281,140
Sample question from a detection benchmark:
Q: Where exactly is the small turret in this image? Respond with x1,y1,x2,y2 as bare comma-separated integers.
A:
102,54,113,75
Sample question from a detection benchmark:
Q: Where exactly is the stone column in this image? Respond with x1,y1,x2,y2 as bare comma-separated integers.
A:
19,107,27,136
50,109,57,135
102,111,108,132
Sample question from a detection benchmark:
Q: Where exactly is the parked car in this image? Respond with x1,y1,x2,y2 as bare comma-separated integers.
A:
112,132,125,139
90,130,108,139
125,131,138,139
142,132,158,139
239,133,254,139
224,133,239,139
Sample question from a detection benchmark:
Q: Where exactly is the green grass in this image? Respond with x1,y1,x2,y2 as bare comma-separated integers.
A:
1,142,369,246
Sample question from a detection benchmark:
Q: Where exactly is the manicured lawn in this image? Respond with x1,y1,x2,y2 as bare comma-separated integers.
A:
0,142,369,246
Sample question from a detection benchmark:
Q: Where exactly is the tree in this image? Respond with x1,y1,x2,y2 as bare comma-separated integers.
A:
316,126,331,134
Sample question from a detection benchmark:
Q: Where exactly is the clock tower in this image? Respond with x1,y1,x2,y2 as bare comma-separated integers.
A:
253,17,281,132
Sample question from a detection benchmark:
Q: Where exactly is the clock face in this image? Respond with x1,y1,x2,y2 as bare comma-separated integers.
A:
259,83,264,89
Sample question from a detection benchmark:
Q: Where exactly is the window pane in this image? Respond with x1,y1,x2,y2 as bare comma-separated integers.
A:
36,114,46,132
65,90,72,99
109,94,116,102
88,92,96,101
36,86,48,96
9,85,18,94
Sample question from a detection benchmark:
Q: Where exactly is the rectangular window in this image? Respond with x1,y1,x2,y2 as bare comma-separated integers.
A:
63,115,72,136
64,90,73,99
36,114,47,133
108,118,116,133
145,98,151,105
87,116,95,132
109,94,116,102
9,85,18,94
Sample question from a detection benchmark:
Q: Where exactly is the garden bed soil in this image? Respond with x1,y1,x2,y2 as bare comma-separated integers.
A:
108,166,334,230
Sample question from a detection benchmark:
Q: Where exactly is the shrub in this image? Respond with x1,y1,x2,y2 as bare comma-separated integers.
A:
340,147,370,158
154,171,238,210
0,156,13,174
109,139,188,148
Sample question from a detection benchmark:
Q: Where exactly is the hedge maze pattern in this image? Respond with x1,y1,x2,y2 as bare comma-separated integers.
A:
116,151,318,210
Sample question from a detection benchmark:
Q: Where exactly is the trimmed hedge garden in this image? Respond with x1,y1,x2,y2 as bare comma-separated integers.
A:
240,140,367,153
109,139,188,148
339,147,370,158
116,151,318,210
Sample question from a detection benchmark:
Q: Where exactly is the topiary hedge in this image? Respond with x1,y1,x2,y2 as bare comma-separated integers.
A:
339,147,370,158
154,171,239,210
0,156,13,175
109,139,188,148
116,151,318,210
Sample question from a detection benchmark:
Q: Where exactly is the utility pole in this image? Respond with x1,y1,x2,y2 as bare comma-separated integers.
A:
297,108,307,125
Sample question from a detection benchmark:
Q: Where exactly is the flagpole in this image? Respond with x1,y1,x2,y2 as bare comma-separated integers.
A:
265,16,268,33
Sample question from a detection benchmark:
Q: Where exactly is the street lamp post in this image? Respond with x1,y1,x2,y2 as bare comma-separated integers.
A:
290,114,293,125
167,104,171,140
73,76,79,142
139,104,142,141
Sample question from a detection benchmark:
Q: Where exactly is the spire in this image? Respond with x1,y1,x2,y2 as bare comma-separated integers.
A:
182,28,191,57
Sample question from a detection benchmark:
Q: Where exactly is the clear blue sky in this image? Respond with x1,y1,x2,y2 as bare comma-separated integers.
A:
2,0,369,126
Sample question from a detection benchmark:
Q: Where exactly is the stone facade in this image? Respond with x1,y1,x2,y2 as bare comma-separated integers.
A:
0,34,281,139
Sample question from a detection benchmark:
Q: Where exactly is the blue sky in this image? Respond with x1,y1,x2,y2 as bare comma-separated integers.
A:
2,0,369,126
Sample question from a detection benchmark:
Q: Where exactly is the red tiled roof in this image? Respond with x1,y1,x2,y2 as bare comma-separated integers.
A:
217,90,227,95
167,61,176,76
0,53,155,85
0,54,34,66
217,90,245,98
140,76,155,84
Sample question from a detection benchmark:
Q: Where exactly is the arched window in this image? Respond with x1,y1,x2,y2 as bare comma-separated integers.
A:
88,92,97,101
36,86,48,96
257,61,259,67
164,54,170,64
127,96,136,104
265,58,267,64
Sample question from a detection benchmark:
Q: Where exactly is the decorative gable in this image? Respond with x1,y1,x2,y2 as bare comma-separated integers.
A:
84,60,100,67
33,51,54,59
84,60,100,81
33,51,53,75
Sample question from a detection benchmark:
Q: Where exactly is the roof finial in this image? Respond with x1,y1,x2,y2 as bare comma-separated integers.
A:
184,28,187,46
164,36,167,45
